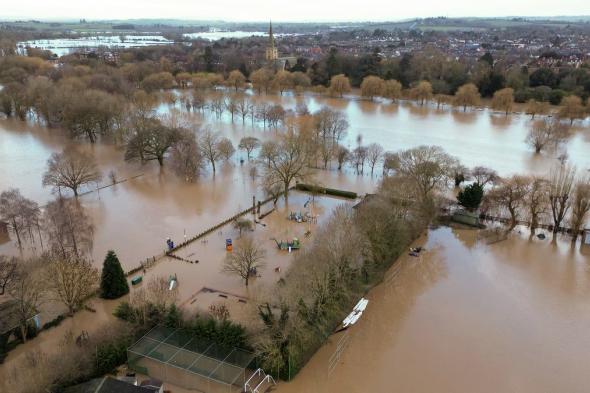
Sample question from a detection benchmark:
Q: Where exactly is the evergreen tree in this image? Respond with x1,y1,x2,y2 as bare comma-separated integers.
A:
100,250,129,299
457,183,484,211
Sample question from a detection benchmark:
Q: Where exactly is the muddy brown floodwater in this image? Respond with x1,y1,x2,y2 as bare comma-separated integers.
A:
1,92,590,393
278,227,590,393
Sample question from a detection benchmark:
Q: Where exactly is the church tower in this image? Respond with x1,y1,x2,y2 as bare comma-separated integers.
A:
265,21,278,61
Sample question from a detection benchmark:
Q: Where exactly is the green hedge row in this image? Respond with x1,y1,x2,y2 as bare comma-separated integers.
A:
295,183,358,199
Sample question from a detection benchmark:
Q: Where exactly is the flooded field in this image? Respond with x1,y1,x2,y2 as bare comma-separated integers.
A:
168,91,590,176
17,35,173,56
278,227,590,393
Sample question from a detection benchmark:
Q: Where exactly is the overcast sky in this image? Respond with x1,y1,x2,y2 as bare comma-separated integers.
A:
2,0,589,21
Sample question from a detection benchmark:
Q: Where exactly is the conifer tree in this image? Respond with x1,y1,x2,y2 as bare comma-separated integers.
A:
100,250,129,299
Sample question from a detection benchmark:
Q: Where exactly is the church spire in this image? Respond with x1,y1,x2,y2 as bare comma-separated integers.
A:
269,20,274,47
266,20,278,61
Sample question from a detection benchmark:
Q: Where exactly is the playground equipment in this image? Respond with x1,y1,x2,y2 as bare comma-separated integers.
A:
287,211,312,223
226,238,233,251
273,238,301,251
166,238,175,251
168,274,178,291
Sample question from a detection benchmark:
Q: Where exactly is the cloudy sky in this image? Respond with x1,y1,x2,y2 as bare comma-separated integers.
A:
2,0,589,21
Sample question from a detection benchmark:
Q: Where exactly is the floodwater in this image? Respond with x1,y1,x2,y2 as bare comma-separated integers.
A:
278,227,590,393
167,91,590,176
0,109,374,269
1,93,590,392
17,35,172,56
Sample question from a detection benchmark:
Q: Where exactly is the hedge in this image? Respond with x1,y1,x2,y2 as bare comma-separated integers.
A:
295,183,358,199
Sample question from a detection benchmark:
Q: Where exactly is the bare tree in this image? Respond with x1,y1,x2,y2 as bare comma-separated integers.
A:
525,118,568,154
526,177,549,236
412,81,433,106
235,95,252,124
471,166,499,187
272,71,294,95
388,146,457,202
267,104,286,129
255,103,270,128
383,79,402,102
226,70,246,91
125,117,181,166
42,147,102,197
233,217,253,237
329,74,351,98
487,175,530,233
47,254,99,315
208,93,226,119
454,83,480,111
313,107,349,169
569,177,590,243
352,146,367,174
0,255,17,295
548,164,576,239
225,95,238,123
0,188,40,249
9,258,46,342
334,145,350,171
525,99,549,119
366,143,384,175
360,76,384,101
382,152,397,175
250,68,273,94
262,130,313,196
169,132,204,182
491,87,514,115
43,198,94,259
217,138,235,161
222,237,266,287
559,95,586,125
238,137,261,160
199,129,223,174
129,275,178,324
259,140,279,168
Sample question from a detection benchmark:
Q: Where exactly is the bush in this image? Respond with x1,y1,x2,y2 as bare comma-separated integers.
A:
549,89,565,105
94,336,130,375
186,317,248,349
113,301,135,323
457,183,484,210
295,183,357,199
42,314,67,330
13,322,38,342
100,250,129,299
164,304,182,328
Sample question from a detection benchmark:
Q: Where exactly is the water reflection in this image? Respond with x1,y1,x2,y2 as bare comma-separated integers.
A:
489,113,513,129
450,110,478,124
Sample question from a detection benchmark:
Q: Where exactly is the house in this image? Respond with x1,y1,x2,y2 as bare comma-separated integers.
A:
583,229,590,246
64,376,164,393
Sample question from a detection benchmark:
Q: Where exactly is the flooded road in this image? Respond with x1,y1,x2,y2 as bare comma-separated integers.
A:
278,228,590,393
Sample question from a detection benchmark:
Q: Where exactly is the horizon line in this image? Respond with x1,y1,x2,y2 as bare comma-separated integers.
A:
1,15,590,24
